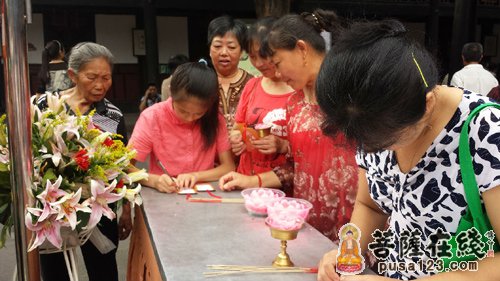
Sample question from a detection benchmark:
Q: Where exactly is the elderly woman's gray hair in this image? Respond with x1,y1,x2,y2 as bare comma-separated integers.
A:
68,42,114,74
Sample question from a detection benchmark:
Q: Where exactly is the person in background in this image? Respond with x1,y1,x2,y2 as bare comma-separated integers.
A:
129,62,235,191
37,40,73,95
230,17,295,176
161,54,190,101
208,15,253,130
220,10,358,242
36,42,130,281
488,85,500,102
139,82,161,112
316,20,500,280
450,42,498,95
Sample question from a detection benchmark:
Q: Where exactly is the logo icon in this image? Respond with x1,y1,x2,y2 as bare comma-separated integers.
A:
336,223,365,275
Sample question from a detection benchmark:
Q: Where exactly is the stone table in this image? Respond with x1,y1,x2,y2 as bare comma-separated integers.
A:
127,186,363,280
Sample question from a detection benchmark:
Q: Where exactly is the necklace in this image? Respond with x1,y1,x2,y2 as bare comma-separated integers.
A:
218,69,241,83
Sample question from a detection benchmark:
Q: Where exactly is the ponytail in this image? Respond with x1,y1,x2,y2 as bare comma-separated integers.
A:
268,9,342,54
333,19,407,52
38,40,65,88
39,48,51,87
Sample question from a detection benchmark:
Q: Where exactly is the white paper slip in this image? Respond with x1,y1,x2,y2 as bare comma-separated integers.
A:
195,183,215,192
178,188,197,195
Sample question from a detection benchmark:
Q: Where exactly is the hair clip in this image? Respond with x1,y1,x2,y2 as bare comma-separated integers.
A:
411,52,428,88
54,40,62,51
198,58,208,66
311,13,320,26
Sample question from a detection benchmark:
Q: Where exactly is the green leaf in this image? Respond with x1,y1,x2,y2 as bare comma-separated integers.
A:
0,202,8,213
42,168,57,182
0,214,12,249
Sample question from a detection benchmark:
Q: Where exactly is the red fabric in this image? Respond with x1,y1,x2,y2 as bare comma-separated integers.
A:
234,77,293,175
129,98,230,176
488,85,500,102
287,92,358,241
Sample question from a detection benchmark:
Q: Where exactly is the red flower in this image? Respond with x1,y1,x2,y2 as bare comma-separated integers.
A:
102,137,114,147
74,149,90,171
114,179,124,192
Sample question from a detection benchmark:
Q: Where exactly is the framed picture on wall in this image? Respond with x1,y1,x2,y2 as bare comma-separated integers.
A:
484,35,497,56
132,29,146,56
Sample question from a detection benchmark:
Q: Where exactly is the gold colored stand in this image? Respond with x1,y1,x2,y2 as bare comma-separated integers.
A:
269,228,299,267
256,127,271,138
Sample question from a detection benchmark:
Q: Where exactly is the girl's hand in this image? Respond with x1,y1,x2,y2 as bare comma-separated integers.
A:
318,249,341,281
230,131,246,156
252,135,287,155
219,171,256,191
155,174,178,193
176,173,197,189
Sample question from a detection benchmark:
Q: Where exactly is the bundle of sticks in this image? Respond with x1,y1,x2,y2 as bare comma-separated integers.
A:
204,265,318,277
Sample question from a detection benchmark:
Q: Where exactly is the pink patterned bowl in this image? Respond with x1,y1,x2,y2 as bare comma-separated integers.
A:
265,215,304,231
267,197,313,220
241,188,285,216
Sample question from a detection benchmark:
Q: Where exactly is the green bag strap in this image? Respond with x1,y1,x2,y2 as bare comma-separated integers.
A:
459,102,500,233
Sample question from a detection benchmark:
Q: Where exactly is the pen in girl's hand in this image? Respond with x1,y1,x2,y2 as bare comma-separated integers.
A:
157,160,178,187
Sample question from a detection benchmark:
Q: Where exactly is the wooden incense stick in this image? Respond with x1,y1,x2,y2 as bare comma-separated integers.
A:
204,265,317,277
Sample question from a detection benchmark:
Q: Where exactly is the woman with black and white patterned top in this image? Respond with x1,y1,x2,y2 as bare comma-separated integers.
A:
316,20,500,280
36,42,128,281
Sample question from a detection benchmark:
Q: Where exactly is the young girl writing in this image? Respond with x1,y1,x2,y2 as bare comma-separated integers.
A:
129,62,235,191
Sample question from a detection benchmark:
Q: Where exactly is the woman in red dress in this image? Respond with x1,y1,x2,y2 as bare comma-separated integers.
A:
220,9,358,241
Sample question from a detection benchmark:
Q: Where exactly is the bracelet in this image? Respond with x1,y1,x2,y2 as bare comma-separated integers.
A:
256,174,262,187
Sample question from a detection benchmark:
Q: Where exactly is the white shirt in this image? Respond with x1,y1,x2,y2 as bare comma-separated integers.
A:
450,64,498,95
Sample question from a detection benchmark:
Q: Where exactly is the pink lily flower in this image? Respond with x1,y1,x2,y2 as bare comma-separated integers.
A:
104,169,120,181
83,180,124,230
36,176,66,222
50,188,91,230
25,210,63,251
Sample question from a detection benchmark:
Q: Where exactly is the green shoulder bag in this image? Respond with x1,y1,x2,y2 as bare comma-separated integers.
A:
443,102,500,268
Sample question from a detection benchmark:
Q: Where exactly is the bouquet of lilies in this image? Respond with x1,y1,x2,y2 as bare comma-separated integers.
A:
0,93,147,251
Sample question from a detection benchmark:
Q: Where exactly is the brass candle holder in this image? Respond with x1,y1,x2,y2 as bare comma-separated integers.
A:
269,227,299,267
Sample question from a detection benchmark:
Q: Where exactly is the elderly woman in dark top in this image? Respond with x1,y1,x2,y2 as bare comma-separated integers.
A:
208,15,253,130
36,42,129,281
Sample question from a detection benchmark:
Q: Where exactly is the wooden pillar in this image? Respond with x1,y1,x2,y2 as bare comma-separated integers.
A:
449,0,477,80
254,0,290,18
188,13,213,62
2,0,40,279
143,0,159,85
425,0,439,57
